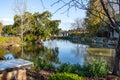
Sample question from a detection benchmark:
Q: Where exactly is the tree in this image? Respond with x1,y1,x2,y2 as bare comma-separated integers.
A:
32,11,52,40
84,0,108,37
3,25,13,35
49,20,61,36
31,11,61,43
13,11,61,43
14,0,28,44
52,0,120,76
71,18,84,29
13,12,33,35
100,0,120,76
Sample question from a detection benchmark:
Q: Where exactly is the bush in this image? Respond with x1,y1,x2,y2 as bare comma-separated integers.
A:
57,63,84,76
49,73,83,80
56,59,109,77
57,63,73,73
30,58,56,71
84,59,109,77
31,59,109,78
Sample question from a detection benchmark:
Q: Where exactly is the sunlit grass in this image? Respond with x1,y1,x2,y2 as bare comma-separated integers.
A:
0,36,21,45
87,48,115,57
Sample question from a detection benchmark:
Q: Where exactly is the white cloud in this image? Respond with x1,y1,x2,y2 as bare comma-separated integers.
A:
0,18,13,25
1,18,13,22
57,18,74,30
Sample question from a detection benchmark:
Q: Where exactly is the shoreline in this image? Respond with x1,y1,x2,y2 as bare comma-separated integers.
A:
0,43,20,49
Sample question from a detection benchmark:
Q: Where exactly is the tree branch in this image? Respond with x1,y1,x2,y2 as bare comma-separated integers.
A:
100,0,119,33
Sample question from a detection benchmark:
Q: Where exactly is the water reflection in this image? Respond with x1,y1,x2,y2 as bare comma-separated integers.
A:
22,45,60,65
71,44,88,65
86,47,115,68
44,40,115,68
0,39,115,69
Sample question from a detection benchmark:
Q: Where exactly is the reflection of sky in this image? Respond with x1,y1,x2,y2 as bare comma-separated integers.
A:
44,40,114,67
44,40,88,65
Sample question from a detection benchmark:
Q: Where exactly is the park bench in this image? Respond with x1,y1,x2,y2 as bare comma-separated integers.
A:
0,59,33,80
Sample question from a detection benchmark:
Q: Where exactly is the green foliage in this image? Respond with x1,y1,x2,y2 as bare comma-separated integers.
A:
27,46,59,71
57,63,73,73
12,11,61,43
84,59,109,77
24,34,37,43
31,59,109,78
49,73,83,80
57,63,85,76
0,49,6,57
85,0,108,37
30,58,56,71
0,36,21,45
57,59,109,77
50,20,61,36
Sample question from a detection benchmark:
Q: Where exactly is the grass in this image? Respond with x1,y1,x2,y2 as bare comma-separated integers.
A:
0,36,21,45
87,48,115,57
49,73,83,80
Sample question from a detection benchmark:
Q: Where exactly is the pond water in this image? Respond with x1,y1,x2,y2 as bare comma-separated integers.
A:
0,39,115,68
44,40,115,67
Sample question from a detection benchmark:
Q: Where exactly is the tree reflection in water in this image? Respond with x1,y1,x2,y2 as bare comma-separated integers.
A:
0,44,60,70
19,44,60,70
0,39,115,70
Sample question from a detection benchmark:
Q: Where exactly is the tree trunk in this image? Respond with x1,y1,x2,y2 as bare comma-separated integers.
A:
112,33,120,76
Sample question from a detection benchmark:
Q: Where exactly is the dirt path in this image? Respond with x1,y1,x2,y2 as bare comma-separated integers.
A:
26,69,55,80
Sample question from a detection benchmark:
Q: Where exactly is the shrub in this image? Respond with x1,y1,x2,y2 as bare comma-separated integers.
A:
31,59,109,78
56,59,109,77
84,59,109,77
57,63,84,76
57,63,73,73
49,73,83,80
30,58,56,71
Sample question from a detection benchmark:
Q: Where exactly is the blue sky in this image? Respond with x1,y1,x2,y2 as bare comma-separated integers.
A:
0,0,86,30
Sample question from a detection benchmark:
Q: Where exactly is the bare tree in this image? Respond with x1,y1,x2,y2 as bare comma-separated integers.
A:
71,18,83,29
52,0,120,76
14,0,27,43
14,0,28,56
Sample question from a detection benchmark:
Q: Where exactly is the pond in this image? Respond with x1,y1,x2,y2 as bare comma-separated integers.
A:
0,39,115,69
44,40,115,67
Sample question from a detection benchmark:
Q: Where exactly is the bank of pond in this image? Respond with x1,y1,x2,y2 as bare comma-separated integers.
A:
58,36,116,46
0,39,117,79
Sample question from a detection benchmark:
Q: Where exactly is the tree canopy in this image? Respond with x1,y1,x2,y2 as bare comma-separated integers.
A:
84,0,109,37
12,11,61,43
